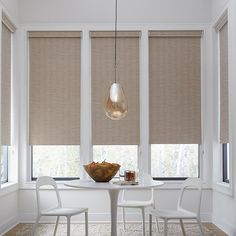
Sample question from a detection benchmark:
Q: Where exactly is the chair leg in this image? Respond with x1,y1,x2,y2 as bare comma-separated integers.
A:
164,218,168,236
32,215,40,236
155,216,160,233
149,214,152,236
67,216,71,236
85,211,88,236
197,219,204,236
141,208,145,236
151,203,160,233
53,216,60,236
122,208,126,230
180,219,186,236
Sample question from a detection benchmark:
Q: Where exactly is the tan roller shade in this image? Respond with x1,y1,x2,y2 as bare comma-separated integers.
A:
1,23,12,145
2,12,16,33
29,31,82,38
91,31,140,145
219,22,229,143
214,11,228,32
149,30,202,144
29,31,82,145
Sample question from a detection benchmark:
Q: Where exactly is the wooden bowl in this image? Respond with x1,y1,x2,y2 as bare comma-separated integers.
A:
84,161,120,182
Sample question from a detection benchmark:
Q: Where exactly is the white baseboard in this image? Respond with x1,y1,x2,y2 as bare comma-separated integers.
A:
0,215,18,236
19,212,212,224
212,215,236,236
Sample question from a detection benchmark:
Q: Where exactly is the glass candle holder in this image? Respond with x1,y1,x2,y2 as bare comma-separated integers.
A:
124,170,136,182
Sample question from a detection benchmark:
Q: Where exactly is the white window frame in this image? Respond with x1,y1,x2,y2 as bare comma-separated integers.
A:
0,7,19,192
212,9,233,196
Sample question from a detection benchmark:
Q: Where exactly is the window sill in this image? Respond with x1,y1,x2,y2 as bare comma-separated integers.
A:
0,182,19,197
213,182,233,197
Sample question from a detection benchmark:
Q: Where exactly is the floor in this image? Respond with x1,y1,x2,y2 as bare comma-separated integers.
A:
4,223,227,236
203,224,228,236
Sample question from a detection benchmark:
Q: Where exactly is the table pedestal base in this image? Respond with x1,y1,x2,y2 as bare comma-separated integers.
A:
108,189,120,236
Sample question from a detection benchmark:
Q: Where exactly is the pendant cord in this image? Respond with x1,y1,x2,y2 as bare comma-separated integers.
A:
114,0,118,83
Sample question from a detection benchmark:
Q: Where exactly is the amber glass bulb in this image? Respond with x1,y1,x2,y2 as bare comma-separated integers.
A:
104,83,128,120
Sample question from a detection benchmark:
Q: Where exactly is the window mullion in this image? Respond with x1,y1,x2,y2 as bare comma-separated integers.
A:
139,29,150,173
80,29,92,178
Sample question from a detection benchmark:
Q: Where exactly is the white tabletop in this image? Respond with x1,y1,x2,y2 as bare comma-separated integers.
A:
65,179,164,190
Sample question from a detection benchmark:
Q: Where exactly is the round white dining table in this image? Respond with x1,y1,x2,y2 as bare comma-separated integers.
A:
65,178,164,236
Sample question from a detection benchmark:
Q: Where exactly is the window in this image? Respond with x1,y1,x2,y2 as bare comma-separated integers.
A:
1,13,16,184
29,31,82,180
151,144,199,179
1,146,8,183
216,14,229,183
31,146,80,180
93,145,138,175
91,31,140,170
149,31,202,179
222,143,229,183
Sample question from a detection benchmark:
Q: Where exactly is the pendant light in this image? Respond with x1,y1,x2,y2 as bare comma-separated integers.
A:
104,0,128,120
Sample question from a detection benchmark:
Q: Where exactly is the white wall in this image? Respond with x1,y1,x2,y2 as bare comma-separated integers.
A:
211,0,236,235
0,191,18,234
211,0,229,21
0,0,18,23
19,0,212,24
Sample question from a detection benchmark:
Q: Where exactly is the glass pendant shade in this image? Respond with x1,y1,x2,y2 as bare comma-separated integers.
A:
105,83,128,120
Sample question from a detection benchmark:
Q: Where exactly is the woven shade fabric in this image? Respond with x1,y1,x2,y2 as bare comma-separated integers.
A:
29,31,82,38
219,22,229,143
29,31,81,145
91,31,140,145
149,30,202,38
1,23,12,145
90,31,141,38
149,31,202,144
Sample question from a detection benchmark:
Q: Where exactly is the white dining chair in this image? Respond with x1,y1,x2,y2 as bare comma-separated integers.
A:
148,178,204,236
32,176,88,236
117,172,159,236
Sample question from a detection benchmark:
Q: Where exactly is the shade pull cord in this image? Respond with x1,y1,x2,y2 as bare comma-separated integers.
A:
114,0,118,84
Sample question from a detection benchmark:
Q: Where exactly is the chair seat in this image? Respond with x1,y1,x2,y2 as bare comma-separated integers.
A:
41,207,88,217
118,200,153,208
148,208,197,219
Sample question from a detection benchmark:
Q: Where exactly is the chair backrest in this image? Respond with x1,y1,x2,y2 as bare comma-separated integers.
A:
121,172,155,202
35,176,62,215
139,171,153,183
177,178,202,217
